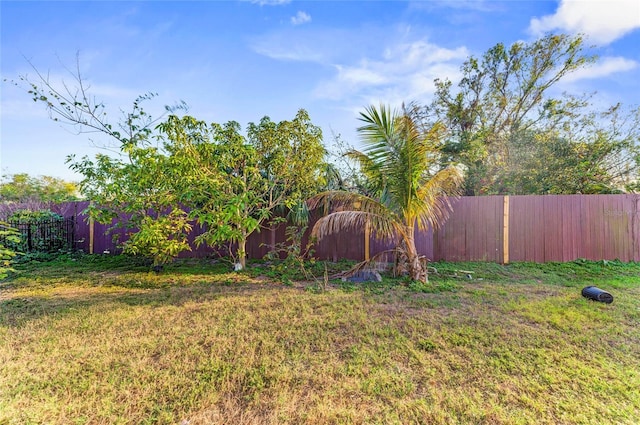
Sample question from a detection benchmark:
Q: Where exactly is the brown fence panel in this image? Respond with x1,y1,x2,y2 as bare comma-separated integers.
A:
632,196,640,261
559,196,581,262
509,196,543,262
313,227,365,262
433,196,504,262
44,195,640,263
247,224,288,260
508,194,640,262
544,196,563,261
596,194,639,262
53,201,91,253
415,226,434,261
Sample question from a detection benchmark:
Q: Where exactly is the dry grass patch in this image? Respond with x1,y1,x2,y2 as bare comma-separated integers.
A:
1,256,639,424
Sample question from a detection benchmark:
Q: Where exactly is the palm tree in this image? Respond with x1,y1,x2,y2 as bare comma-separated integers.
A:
308,104,463,282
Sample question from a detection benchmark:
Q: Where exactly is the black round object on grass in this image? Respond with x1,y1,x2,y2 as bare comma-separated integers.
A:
581,286,614,304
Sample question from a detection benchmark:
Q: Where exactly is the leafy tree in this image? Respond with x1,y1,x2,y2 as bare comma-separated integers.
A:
10,59,192,267
69,141,193,267
247,110,326,223
308,105,463,282
0,222,20,279
0,173,79,202
499,104,640,194
13,58,328,269
425,34,616,195
157,110,326,270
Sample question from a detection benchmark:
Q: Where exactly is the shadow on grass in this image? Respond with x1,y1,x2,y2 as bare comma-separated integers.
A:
1,255,408,327
0,255,287,327
11,253,235,277
0,277,286,328
4,255,639,328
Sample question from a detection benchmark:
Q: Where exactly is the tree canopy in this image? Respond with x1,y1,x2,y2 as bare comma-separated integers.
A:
67,109,327,268
156,110,326,269
424,34,640,195
11,58,328,268
0,173,80,202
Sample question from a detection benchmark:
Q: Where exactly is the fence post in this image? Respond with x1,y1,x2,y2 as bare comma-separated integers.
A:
27,223,32,252
89,216,94,254
503,196,510,264
69,216,75,251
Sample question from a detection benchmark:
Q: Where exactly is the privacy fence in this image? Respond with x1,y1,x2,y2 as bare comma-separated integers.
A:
45,195,640,263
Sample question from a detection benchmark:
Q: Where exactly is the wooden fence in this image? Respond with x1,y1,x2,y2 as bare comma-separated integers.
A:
51,195,640,263
433,194,640,263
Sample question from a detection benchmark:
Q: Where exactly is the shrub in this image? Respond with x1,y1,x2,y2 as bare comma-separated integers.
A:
0,221,20,278
5,209,72,254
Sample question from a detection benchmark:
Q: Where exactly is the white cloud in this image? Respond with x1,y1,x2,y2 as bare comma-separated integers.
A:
252,40,325,62
291,11,311,26
529,0,640,45
250,28,355,63
314,40,469,105
251,25,469,106
560,56,638,83
335,65,388,86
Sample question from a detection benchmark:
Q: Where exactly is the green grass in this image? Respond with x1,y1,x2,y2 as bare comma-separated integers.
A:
1,255,639,424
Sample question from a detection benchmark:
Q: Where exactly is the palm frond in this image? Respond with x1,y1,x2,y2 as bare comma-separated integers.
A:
344,149,376,171
307,190,395,218
381,110,437,221
344,149,385,196
307,190,400,239
413,165,464,230
311,210,398,240
357,104,398,150
287,200,310,226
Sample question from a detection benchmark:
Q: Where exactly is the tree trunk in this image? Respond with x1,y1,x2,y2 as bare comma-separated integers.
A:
404,226,428,283
237,236,247,271
270,225,277,253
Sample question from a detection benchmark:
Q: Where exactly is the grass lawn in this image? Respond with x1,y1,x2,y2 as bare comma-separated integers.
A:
1,255,639,424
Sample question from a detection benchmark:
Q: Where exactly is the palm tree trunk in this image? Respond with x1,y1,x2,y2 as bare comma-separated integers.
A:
404,226,428,283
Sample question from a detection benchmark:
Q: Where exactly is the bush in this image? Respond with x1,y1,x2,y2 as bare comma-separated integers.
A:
8,209,63,222
0,221,20,278
5,209,73,255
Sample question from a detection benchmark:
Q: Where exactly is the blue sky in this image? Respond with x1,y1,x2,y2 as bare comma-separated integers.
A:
2,0,639,181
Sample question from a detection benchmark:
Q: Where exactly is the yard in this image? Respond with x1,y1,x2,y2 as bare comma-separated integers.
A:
1,256,639,424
